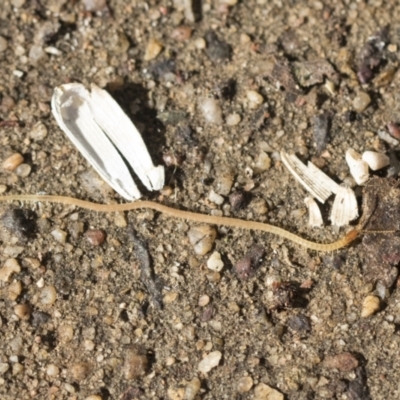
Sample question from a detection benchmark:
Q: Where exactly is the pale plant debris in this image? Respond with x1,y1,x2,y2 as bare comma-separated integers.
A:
304,197,323,227
330,186,359,227
280,151,339,203
51,83,165,201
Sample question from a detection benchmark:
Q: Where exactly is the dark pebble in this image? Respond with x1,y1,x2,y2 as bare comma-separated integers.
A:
387,122,400,140
205,31,231,63
287,314,311,332
32,311,51,327
229,191,248,212
1,209,36,241
85,229,106,246
323,352,359,371
235,244,264,280
200,304,214,322
313,112,331,153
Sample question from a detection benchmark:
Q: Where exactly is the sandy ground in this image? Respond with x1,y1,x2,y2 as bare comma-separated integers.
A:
1,0,400,399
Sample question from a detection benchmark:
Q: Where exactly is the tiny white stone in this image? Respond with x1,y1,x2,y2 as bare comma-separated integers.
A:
198,351,222,373
207,251,224,271
345,149,369,185
209,190,224,205
362,151,390,171
226,113,241,126
246,90,263,108
51,228,67,244
199,98,223,124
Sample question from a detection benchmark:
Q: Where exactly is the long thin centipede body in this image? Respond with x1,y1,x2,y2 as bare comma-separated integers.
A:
0,194,359,252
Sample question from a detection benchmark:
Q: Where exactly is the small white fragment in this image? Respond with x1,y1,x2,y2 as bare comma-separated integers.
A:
198,351,222,373
362,151,390,171
345,149,369,185
209,190,224,205
207,251,224,271
378,129,399,146
51,228,67,244
198,98,223,124
280,151,339,203
44,46,61,56
304,197,323,227
12,70,24,78
330,186,358,227
51,83,165,200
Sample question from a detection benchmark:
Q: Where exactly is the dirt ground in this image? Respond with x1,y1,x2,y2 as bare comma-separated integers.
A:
1,0,400,399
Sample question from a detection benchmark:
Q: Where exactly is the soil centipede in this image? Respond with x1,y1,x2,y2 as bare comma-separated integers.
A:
0,194,359,252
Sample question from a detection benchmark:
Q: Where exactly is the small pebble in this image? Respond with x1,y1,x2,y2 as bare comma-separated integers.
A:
30,121,48,141
58,325,74,342
215,171,234,196
144,38,163,61
253,383,284,400
346,149,369,185
198,351,222,374
8,280,22,301
229,191,246,211
2,153,24,171
352,91,371,112
40,285,57,305
69,363,92,382
254,152,271,174
124,348,149,379
184,377,201,400
85,229,106,246
237,376,253,393
207,251,224,271
362,151,390,171
209,190,224,205
287,314,311,332
246,90,264,108
323,352,358,371
198,294,210,307
0,36,7,52
11,0,26,7
46,364,60,377
0,258,21,282
85,396,102,400
14,303,32,320
114,212,127,228
32,311,50,327
15,164,31,178
163,291,178,304
188,225,217,255
51,228,67,244
199,98,223,124
226,113,241,126
29,44,46,63
171,26,192,41
82,0,107,11
12,363,24,376
0,363,9,375
361,295,380,317
194,37,206,49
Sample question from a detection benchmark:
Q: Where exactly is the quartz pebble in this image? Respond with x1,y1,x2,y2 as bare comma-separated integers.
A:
345,149,369,185
0,258,21,282
40,285,57,305
0,36,7,52
323,352,358,371
254,152,271,174
246,90,264,108
198,294,210,307
207,251,224,271
83,0,107,11
184,377,201,400
30,121,48,140
2,153,24,171
253,383,284,400
226,113,241,126
361,295,380,317
199,98,223,124
188,225,217,255
51,228,67,244
237,376,253,393
144,38,163,61
362,151,390,171
171,26,192,41
198,351,222,373
215,170,234,196
209,190,224,205
46,364,60,377
69,363,92,382
352,91,371,112
15,164,31,177
8,281,22,301
123,348,149,379
58,325,74,342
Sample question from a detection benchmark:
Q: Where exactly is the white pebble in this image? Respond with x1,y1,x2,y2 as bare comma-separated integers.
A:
51,228,67,244
207,251,224,271
246,90,263,108
184,377,201,400
198,295,210,307
362,151,390,171
199,98,223,124
40,285,57,305
254,152,271,174
30,121,48,141
226,113,241,126
188,225,217,255
209,190,224,205
15,164,31,178
198,351,222,374
46,364,60,377
345,149,369,185
194,37,206,49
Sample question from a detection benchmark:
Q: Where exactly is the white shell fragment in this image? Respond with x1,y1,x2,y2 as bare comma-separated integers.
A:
51,83,164,200
345,149,369,185
330,186,358,227
280,151,339,203
304,197,323,227
362,151,390,171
